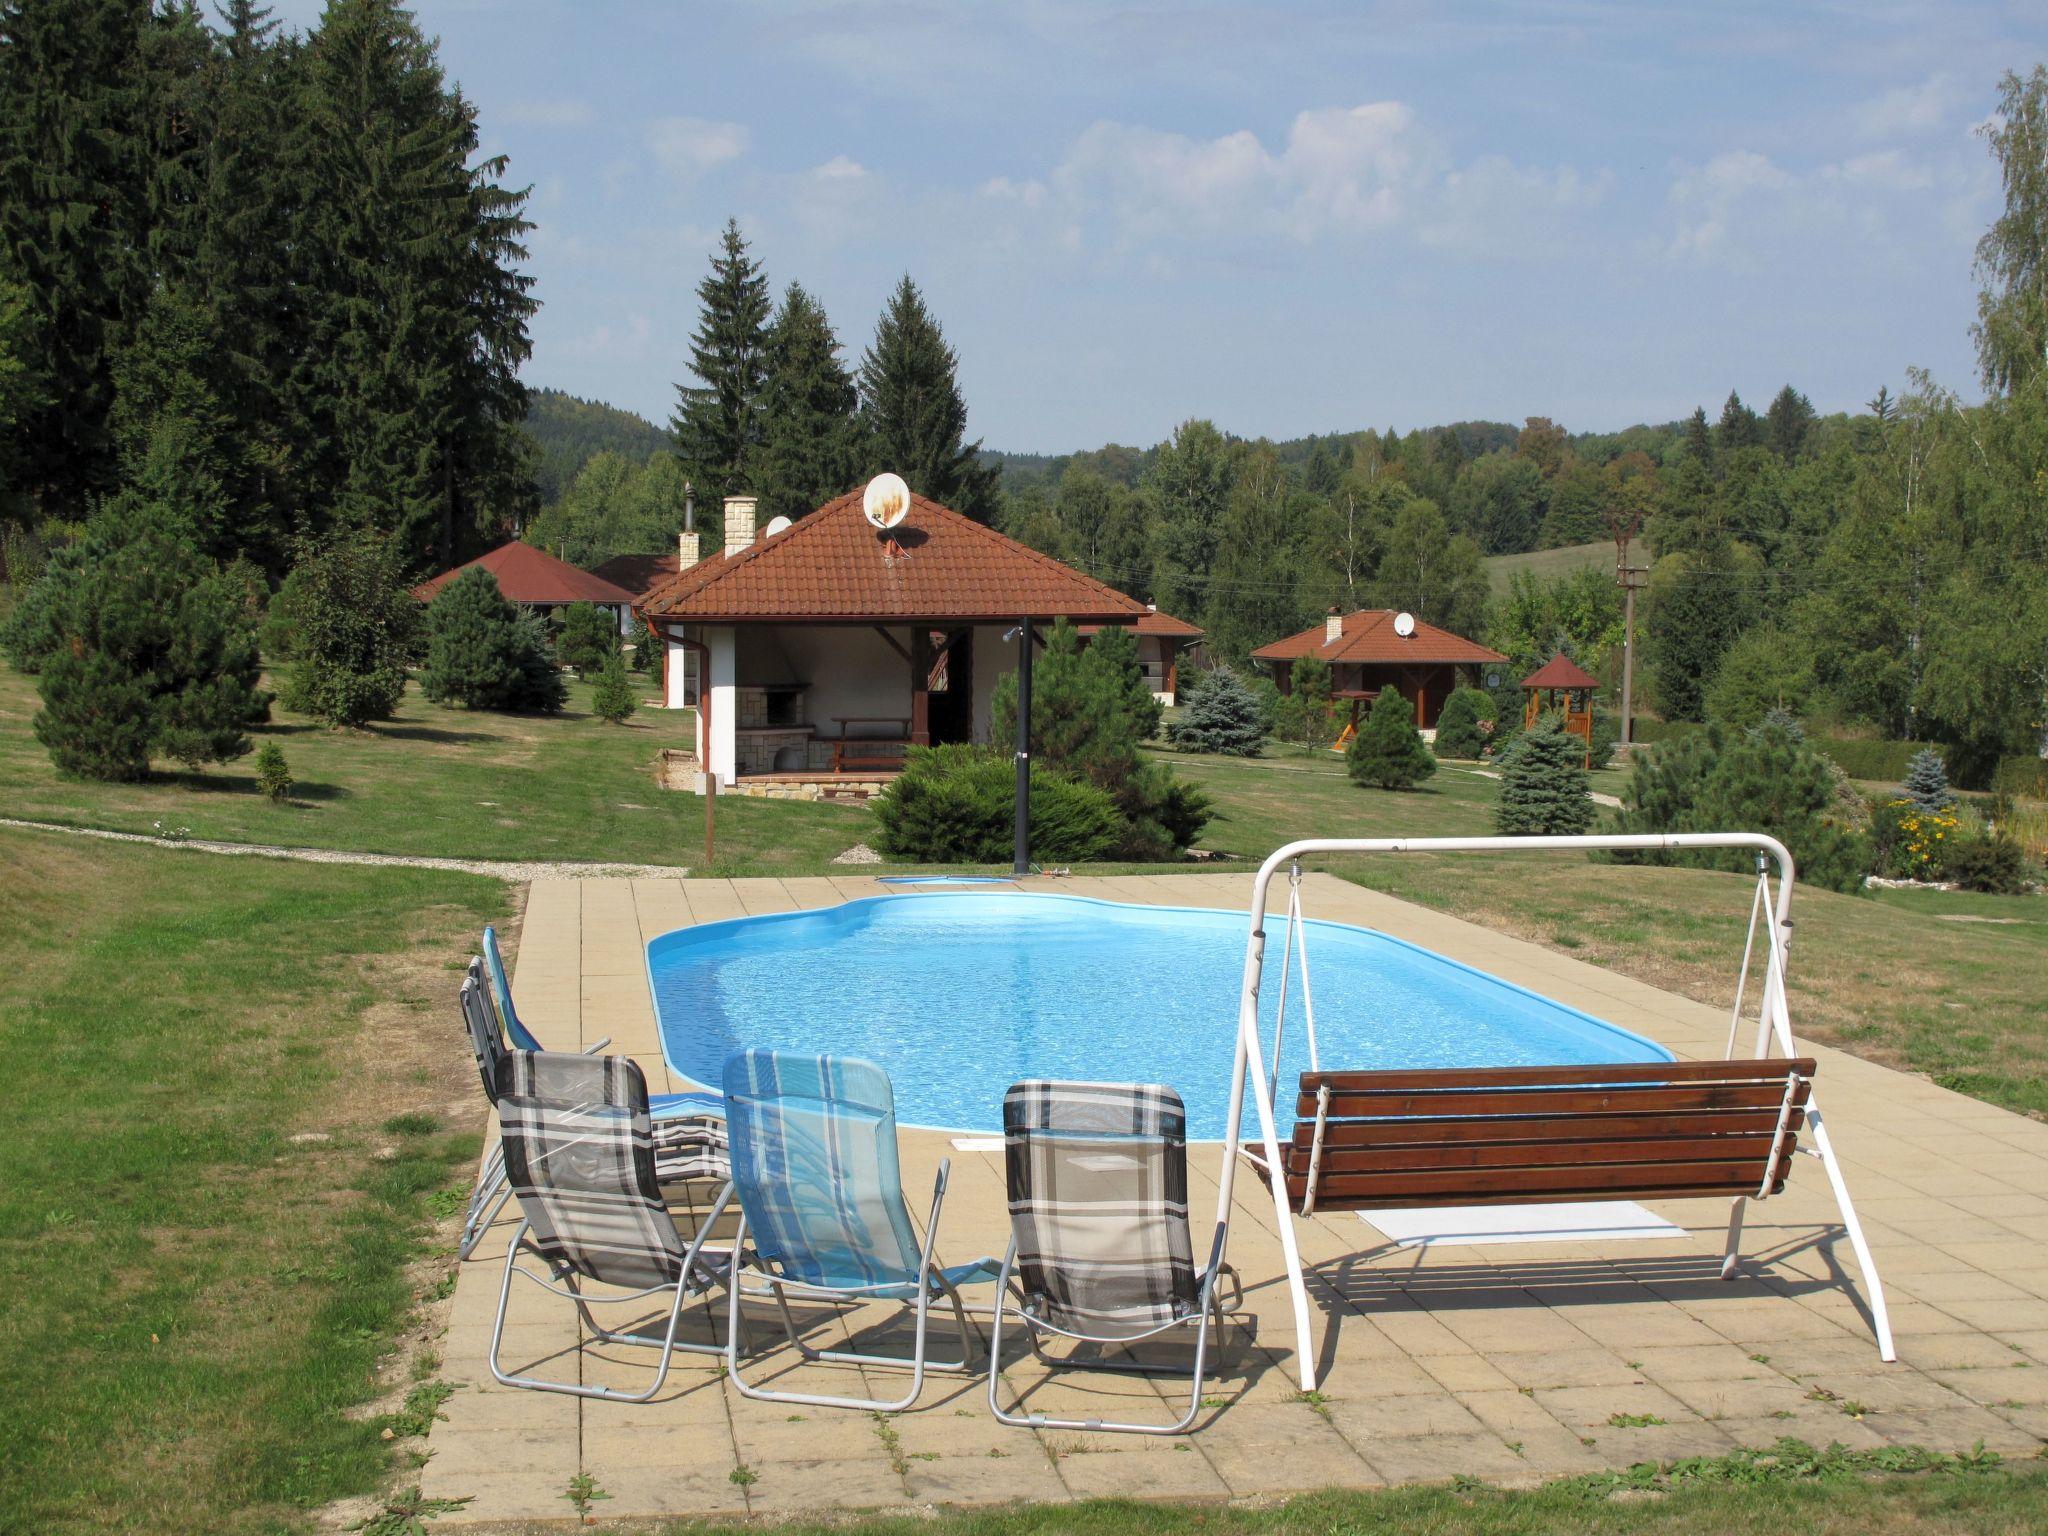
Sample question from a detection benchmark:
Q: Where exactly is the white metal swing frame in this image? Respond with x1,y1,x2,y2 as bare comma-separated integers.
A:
1215,833,1897,1393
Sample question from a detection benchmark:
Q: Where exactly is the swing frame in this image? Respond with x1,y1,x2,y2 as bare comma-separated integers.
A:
1216,833,1897,1393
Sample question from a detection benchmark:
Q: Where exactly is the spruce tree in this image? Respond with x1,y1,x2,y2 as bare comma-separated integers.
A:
672,218,770,541
1717,390,1761,452
1168,664,1267,757
1902,747,1955,814
590,651,637,724
1494,719,1594,834
1682,406,1714,467
274,531,418,727
422,567,524,709
0,0,152,509
755,281,859,524
1346,685,1436,789
32,495,262,779
555,601,617,673
857,275,999,522
1763,384,1815,463
1432,686,1496,760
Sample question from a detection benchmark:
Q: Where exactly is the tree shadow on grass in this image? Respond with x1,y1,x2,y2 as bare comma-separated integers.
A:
153,769,350,803
362,722,500,746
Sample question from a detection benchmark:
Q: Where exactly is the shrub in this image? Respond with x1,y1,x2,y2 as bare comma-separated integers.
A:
272,533,417,727
627,610,657,674
1868,799,1959,880
1432,687,1496,760
1616,721,1867,892
1347,686,1436,790
254,742,293,802
422,569,566,713
0,539,82,674
1942,832,2030,895
31,499,262,781
556,602,618,673
1169,664,1267,756
871,744,1122,864
1495,718,1595,835
1272,656,1336,750
992,621,1206,857
590,652,637,724
1902,747,1955,815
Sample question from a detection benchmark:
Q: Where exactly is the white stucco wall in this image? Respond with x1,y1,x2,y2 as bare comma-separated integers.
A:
764,626,911,728
705,627,737,786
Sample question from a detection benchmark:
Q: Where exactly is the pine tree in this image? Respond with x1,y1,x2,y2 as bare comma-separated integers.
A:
32,495,262,779
755,281,859,524
1168,664,1267,757
0,0,152,510
672,218,770,540
1273,655,1336,749
1763,384,1815,464
254,740,292,800
1432,686,1496,760
1494,719,1593,834
1346,685,1436,789
1717,390,1761,453
857,275,999,522
627,609,656,674
590,651,636,724
1682,406,1714,467
274,531,418,727
1303,437,1340,495
422,567,563,713
1902,746,1955,814
556,602,617,673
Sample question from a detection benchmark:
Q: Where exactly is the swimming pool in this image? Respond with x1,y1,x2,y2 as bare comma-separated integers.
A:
645,892,1672,1137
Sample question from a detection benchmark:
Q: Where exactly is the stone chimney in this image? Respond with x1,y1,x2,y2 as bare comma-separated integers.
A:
1325,607,1344,644
722,494,757,559
678,526,700,568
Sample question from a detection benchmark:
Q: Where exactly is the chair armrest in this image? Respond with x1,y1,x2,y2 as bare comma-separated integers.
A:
579,1037,613,1055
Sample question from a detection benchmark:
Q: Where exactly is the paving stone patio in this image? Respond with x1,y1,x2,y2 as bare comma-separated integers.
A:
423,873,2048,1524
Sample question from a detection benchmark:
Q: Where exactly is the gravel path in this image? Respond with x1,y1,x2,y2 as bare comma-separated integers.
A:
0,817,691,883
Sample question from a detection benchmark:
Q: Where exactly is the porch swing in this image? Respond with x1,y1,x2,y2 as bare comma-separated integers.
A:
1214,834,1896,1394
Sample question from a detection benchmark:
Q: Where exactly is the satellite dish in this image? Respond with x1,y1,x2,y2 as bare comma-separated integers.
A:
1393,611,1417,638
863,473,911,530
762,514,793,538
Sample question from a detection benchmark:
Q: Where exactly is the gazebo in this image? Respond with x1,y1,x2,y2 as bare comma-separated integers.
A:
1521,653,1599,765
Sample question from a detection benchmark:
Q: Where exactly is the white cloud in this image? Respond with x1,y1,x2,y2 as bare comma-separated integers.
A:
1853,72,1969,140
646,116,750,178
1663,143,1948,266
811,155,869,182
1666,150,1795,260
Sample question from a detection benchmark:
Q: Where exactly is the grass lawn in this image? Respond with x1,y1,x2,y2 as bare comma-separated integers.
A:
1484,539,1612,593
0,663,867,872
0,827,504,1536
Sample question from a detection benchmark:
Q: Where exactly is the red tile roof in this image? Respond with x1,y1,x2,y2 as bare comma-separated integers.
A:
412,540,638,607
1522,653,1600,690
590,550,682,599
1077,608,1203,639
1252,609,1507,667
638,489,1150,624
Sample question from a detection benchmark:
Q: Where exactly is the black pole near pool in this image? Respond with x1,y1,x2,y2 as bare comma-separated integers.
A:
1013,618,1032,876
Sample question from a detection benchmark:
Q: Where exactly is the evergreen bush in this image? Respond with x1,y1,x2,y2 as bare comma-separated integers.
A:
31,500,262,781
273,533,417,727
1902,747,1955,815
1347,686,1436,790
255,742,293,802
1494,719,1594,835
1273,656,1337,750
1432,686,1496,760
590,652,637,724
1942,831,2029,895
556,602,617,673
627,611,656,674
871,745,1122,864
1168,664,1267,756
421,569,566,713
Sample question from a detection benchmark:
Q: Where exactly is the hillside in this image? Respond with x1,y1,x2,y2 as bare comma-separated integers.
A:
525,388,672,504
1484,540,1614,593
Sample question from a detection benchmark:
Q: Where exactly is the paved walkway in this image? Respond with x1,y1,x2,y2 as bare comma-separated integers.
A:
425,874,2048,1524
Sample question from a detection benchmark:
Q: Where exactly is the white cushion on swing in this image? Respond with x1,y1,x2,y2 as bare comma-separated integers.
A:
1359,1201,1682,1248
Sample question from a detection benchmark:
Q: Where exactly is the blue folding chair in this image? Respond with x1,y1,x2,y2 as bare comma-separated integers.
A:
721,1049,998,1411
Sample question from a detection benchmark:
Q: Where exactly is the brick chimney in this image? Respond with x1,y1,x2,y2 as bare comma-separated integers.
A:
1325,607,1344,644
722,494,757,559
677,481,699,568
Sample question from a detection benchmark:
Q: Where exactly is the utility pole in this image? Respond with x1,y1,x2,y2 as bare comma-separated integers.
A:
1012,620,1033,876
1607,499,1649,756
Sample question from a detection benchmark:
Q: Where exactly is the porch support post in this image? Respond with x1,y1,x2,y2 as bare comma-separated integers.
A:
909,628,931,747
1013,619,1032,876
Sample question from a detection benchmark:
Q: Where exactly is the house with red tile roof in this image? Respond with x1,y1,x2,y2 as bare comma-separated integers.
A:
1252,608,1508,730
1076,607,1204,705
412,539,639,633
636,486,1149,792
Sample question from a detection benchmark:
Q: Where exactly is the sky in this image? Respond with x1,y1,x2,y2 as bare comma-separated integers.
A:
269,1,2048,453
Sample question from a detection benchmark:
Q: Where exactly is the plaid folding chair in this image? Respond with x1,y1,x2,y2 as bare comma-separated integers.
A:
488,1047,735,1402
721,1049,999,1412
459,940,729,1259
987,1080,1242,1435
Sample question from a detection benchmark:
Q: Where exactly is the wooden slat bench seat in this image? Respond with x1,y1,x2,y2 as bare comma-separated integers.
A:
1261,1058,1815,1215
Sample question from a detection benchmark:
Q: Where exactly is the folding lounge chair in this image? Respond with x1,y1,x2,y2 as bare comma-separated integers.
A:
988,1080,1241,1435
459,943,728,1258
721,1049,998,1412
488,1046,735,1401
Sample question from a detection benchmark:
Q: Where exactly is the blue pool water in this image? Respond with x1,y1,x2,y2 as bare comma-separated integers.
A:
645,892,1671,1137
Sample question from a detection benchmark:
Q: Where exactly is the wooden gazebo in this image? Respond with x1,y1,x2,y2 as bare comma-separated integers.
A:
1521,653,1599,765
